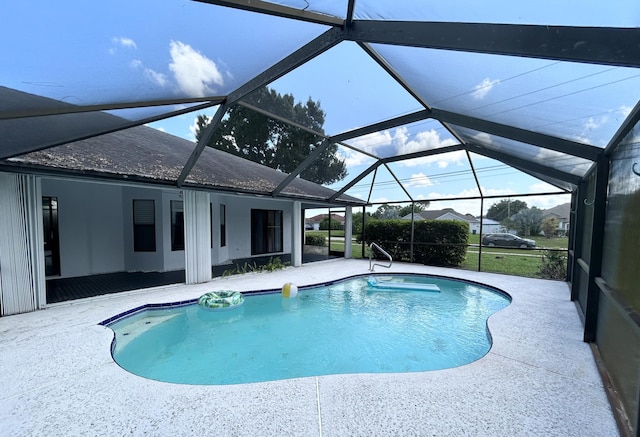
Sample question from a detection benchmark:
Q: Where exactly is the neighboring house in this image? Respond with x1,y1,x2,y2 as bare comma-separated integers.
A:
469,218,509,235
402,209,516,235
542,203,571,235
402,208,479,229
0,125,363,315
306,213,345,230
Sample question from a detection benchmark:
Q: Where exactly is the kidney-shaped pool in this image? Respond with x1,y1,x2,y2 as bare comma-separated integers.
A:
101,274,511,385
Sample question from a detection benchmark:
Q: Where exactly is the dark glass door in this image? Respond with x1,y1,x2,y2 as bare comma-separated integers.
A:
42,197,60,276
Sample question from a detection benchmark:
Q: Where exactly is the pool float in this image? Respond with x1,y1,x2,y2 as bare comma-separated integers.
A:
367,276,440,292
198,290,244,310
282,282,298,298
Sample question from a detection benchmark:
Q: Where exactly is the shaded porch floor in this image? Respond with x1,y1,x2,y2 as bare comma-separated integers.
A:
46,270,186,304
46,255,337,304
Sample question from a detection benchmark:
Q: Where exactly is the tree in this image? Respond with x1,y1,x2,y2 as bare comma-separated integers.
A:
351,210,374,237
319,217,343,231
372,204,401,220
486,199,528,221
195,87,347,185
398,201,430,218
509,207,543,236
541,217,558,238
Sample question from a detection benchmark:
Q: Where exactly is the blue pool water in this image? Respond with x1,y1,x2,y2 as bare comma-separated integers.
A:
104,274,510,385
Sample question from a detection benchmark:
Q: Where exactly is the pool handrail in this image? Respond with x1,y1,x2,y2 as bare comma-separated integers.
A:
369,242,393,271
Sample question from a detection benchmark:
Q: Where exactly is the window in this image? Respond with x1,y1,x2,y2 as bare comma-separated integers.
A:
133,199,156,252
171,200,184,251
251,209,283,255
220,204,226,247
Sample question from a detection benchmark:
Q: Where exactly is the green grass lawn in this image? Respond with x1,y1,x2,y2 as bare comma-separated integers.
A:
306,230,346,238
324,233,567,278
462,252,544,277
468,234,568,249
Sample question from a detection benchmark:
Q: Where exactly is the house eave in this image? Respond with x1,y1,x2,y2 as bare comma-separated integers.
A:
0,161,366,207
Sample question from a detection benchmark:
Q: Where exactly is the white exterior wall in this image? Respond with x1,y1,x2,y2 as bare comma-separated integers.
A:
224,196,293,261
470,222,505,235
121,187,165,272
162,190,186,272
210,194,230,265
42,179,126,278
39,178,296,279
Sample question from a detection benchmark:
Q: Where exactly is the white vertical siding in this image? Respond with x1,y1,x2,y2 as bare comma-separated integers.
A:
0,173,46,315
184,190,211,284
291,201,302,267
344,206,353,259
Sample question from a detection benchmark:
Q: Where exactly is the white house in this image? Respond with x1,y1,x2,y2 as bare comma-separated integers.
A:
0,125,363,315
402,208,478,229
542,203,571,236
469,218,509,235
306,213,345,230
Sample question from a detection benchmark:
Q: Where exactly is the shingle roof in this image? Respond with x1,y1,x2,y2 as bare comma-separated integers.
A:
403,209,478,222
3,124,364,205
542,203,571,220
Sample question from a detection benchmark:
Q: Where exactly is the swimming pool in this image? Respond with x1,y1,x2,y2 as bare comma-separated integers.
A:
102,274,510,385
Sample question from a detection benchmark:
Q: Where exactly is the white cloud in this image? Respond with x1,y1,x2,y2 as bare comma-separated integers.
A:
169,41,223,97
406,172,434,187
472,131,493,146
109,37,137,54
393,128,460,168
533,148,589,175
144,68,169,87
472,78,500,100
423,186,516,216
130,60,169,88
348,130,392,156
529,182,559,193
401,149,466,168
619,105,633,118
338,148,375,168
114,37,137,49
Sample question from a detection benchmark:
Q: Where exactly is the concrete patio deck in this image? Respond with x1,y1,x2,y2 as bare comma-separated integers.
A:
0,259,618,436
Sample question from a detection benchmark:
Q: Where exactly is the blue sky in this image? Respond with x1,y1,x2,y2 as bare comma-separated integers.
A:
9,0,640,214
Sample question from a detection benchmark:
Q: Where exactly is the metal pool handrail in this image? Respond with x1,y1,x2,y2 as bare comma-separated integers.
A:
369,242,392,271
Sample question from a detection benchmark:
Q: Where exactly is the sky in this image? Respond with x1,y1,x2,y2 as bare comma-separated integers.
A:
6,0,640,215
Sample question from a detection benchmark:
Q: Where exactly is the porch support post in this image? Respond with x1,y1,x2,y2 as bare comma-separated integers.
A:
344,206,353,259
292,201,302,267
0,173,46,315
583,156,609,342
183,190,212,284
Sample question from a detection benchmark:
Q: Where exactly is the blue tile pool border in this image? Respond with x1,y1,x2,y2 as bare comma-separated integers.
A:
98,272,511,327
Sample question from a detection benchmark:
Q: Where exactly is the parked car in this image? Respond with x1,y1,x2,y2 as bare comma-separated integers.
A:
481,233,536,249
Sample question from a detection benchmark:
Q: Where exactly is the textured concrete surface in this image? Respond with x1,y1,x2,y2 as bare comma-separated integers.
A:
0,260,618,436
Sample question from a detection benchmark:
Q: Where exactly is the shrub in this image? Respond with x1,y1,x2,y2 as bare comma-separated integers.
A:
222,257,289,276
537,250,567,280
305,234,326,247
413,220,469,266
319,217,343,230
259,257,289,272
364,219,468,266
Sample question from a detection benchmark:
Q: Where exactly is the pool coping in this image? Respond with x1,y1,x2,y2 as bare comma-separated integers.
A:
0,259,619,436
